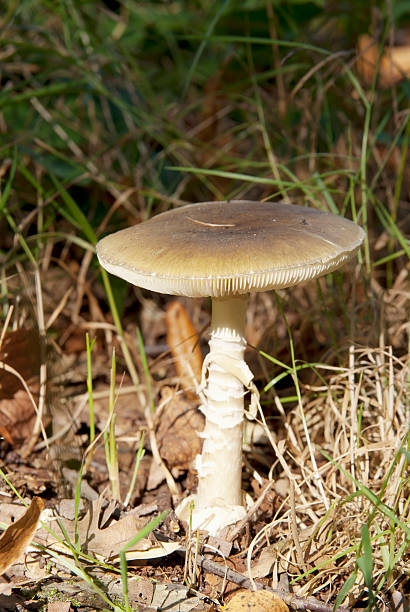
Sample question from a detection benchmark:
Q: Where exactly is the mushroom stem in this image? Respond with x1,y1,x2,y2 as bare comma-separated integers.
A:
193,294,248,530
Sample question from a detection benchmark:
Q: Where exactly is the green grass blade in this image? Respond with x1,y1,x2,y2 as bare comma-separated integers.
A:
320,450,410,537
357,525,373,589
120,511,168,611
333,569,357,610
124,432,145,508
86,333,97,444
74,463,84,553
182,0,231,98
49,174,97,245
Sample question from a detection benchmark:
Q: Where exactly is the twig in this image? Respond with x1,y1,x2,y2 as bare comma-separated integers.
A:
193,552,352,612
0,305,14,350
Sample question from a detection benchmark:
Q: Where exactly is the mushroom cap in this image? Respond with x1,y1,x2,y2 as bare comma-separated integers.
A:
96,200,365,298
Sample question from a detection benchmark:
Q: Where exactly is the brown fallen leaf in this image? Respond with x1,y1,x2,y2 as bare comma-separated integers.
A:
0,386,40,447
166,301,203,399
0,426,13,445
54,497,152,559
47,602,71,612
356,34,379,85
0,328,41,446
38,496,177,563
4,464,51,496
151,582,208,611
224,590,289,612
105,573,154,607
0,497,44,574
357,34,410,87
156,386,204,471
244,545,276,579
0,583,13,595
0,329,41,397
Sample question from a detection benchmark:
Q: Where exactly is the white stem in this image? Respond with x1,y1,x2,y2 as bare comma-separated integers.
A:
191,294,248,532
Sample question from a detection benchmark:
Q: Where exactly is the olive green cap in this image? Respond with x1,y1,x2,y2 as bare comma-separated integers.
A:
96,200,364,298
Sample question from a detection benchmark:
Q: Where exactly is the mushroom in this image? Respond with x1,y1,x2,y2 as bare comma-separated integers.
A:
96,200,364,534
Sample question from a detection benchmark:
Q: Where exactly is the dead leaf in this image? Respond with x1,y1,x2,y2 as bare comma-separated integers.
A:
89,514,153,558
357,34,410,87
151,582,207,611
156,387,204,471
47,602,71,612
109,540,181,562
245,545,276,579
59,500,152,559
166,301,203,398
205,535,232,558
61,467,98,502
127,576,154,606
56,499,86,521
0,329,41,447
146,458,166,491
356,34,379,85
0,427,13,445
225,590,289,612
0,329,40,398
0,497,44,574
0,385,40,447
39,497,177,563
106,574,154,606
0,582,13,595
391,590,409,612
4,464,51,495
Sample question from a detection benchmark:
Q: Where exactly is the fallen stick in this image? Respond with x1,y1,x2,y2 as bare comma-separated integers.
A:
192,551,352,612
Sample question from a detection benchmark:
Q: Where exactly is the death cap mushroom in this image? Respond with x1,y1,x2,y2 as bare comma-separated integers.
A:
97,200,364,533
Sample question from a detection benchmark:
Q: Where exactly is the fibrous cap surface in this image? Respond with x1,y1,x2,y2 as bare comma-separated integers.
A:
96,200,365,298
